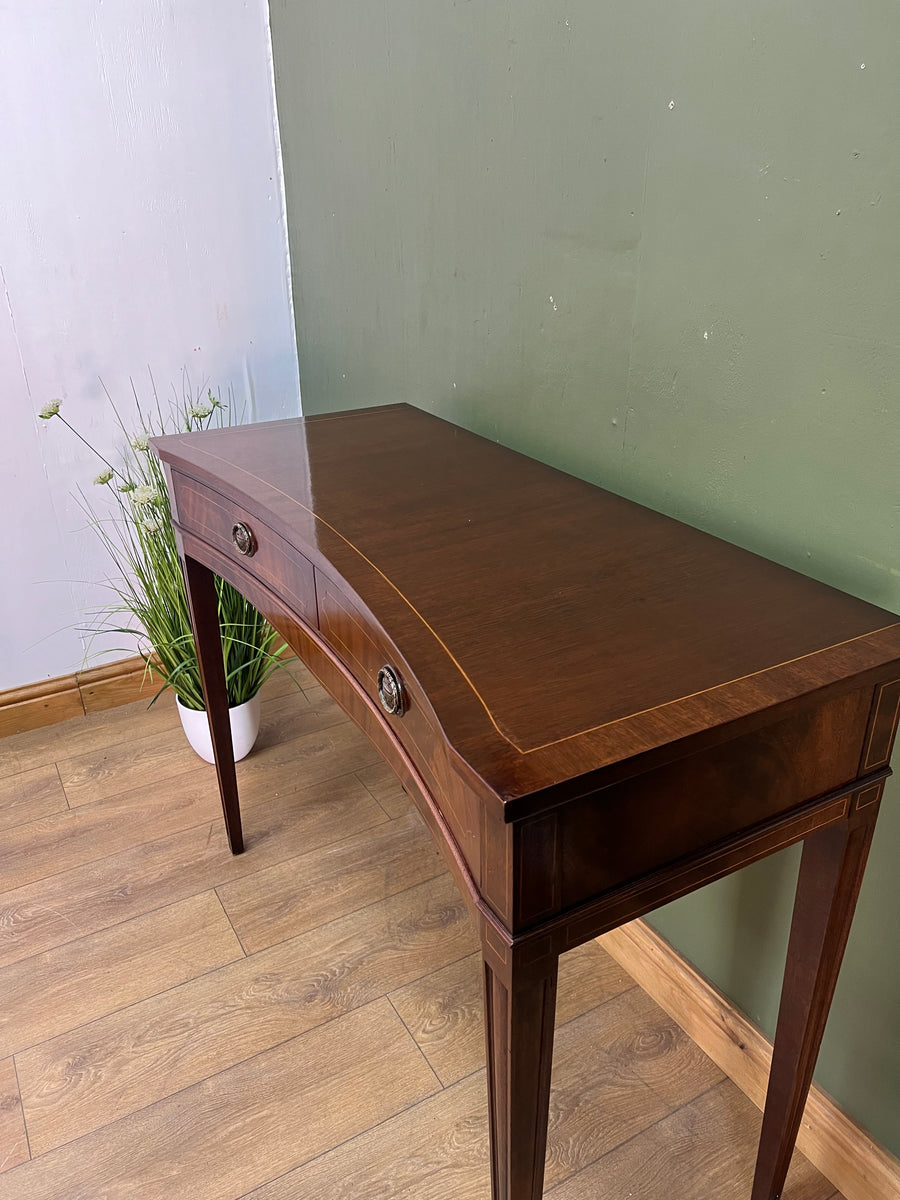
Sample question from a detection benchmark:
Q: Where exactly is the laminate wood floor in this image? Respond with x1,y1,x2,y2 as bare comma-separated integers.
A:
0,664,843,1199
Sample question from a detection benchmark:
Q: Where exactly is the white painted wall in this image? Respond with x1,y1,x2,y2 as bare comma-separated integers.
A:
0,2,300,690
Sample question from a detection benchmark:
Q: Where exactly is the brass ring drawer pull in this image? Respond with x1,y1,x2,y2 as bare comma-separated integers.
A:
231,522,257,557
377,665,406,717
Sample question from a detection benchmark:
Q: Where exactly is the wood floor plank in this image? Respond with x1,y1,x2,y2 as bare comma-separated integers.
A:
594,986,725,1110
0,718,382,895
0,772,387,969
0,891,242,1058
242,1071,491,1200
0,769,225,894
555,942,635,1025
0,662,314,782
389,940,633,1086
356,760,413,819
243,993,700,1200
18,874,475,1156
229,719,381,806
0,764,67,834
218,809,446,952
0,1000,440,1200
541,1001,675,1188
0,1058,28,1175
0,662,307,780
388,953,484,1086
547,1079,839,1200
56,686,347,809
0,692,181,778
251,685,345,753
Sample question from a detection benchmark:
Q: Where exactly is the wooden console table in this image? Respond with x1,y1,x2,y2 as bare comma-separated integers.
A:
153,404,900,1200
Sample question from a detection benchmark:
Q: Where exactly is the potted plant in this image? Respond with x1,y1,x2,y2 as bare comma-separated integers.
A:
39,384,288,762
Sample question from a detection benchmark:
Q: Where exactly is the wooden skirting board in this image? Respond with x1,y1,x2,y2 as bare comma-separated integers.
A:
0,656,155,737
600,919,900,1200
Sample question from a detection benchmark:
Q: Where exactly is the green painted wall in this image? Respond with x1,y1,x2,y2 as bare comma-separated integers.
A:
270,1,900,1155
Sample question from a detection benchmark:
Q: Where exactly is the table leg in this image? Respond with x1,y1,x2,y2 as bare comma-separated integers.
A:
181,553,244,855
750,783,883,1199
482,937,559,1200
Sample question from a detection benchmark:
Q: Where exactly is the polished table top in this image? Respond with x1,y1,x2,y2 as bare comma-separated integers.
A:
156,402,900,805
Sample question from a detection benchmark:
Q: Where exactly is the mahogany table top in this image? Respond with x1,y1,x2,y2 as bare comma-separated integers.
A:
155,403,900,805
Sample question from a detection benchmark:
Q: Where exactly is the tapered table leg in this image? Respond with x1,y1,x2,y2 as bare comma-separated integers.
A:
181,553,244,854
482,935,559,1200
750,782,883,1199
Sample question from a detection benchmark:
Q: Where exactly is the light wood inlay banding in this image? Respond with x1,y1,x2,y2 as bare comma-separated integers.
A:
861,679,900,771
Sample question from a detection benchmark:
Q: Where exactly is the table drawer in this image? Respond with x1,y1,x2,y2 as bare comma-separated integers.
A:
316,568,439,773
171,471,317,627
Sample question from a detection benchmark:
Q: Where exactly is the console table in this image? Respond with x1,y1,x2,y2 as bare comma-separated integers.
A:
153,404,899,1200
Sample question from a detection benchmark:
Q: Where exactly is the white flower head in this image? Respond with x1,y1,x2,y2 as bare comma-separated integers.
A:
39,399,61,419
93,469,114,486
139,514,164,534
130,432,150,452
132,485,159,506
188,404,212,421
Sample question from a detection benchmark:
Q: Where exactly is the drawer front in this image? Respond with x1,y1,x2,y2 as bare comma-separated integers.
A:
172,472,317,627
316,568,440,779
513,684,873,927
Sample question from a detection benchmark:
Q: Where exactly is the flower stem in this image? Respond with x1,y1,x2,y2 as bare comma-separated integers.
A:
57,416,121,481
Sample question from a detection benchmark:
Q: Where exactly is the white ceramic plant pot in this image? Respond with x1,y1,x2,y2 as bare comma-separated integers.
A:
176,693,262,764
